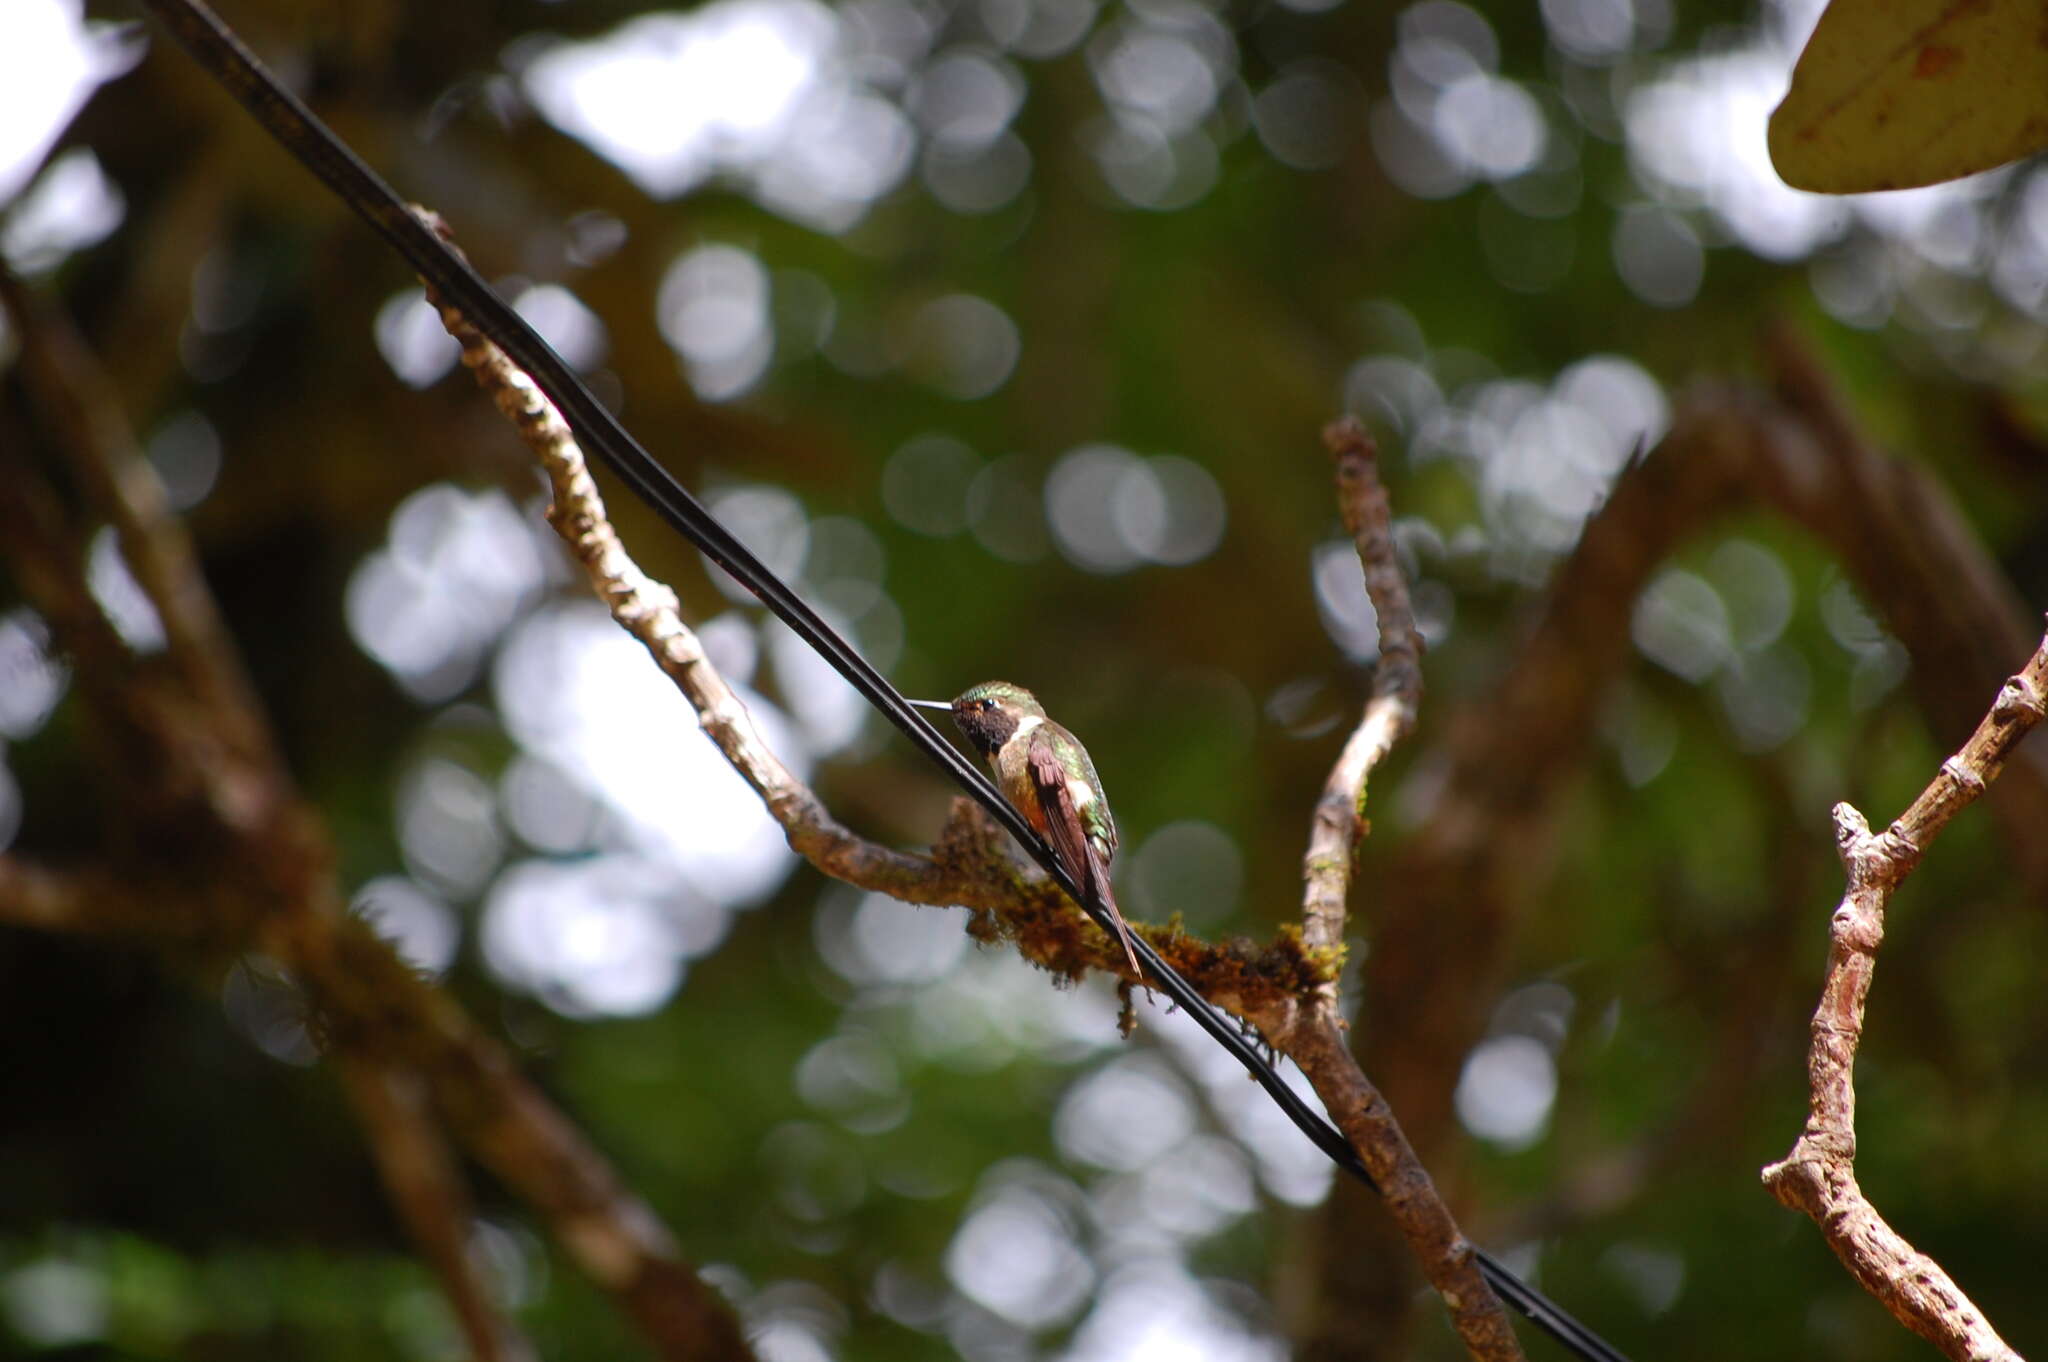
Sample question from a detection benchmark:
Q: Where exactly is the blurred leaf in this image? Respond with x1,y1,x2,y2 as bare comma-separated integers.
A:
1770,0,2048,192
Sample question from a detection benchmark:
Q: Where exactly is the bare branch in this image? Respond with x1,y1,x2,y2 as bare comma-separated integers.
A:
1265,420,1523,1362
1285,1022,1527,1361
1759,628,2048,1362
1329,418,1425,715
1302,418,1423,958
0,848,754,1360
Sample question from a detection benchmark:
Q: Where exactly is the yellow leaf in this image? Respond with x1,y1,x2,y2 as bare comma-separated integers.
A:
1769,0,2048,193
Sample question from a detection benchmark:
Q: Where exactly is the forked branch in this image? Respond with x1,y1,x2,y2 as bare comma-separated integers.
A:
1276,419,1519,1362
1761,627,2048,1362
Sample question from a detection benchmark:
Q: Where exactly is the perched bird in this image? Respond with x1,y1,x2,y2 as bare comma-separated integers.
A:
912,681,1143,977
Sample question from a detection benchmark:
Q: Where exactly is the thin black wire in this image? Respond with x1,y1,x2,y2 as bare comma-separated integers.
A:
134,5,1633,1357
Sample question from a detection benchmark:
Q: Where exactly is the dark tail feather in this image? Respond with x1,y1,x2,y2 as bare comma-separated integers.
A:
1087,844,1145,979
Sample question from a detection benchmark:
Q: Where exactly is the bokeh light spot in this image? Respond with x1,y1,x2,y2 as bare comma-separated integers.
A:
0,2,141,206
0,608,67,739
1432,74,1545,180
1633,569,1731,682
1054,1056,1195,1171
1130,819,1242,926
922,130,1033,213
1612,203,1703,307
222,956,318,1067
658,243,774,401
353,875,461,974
909,49,1025,147
521,0,913,232
1091,118,1219,211
1717,644,1811,751
396,757,505,900
1253,61,1358,171
1046,445,1224,573
513,283,609,372
700,484,810,603
945,1169,1094,1327
1454,1034,1556,1149
2,1259,107,1347
346,485,549,700
86,528,165,654
481,858,688,1018
964,454,1052,562
375,288,461,389
883,434,982,536
2,147,124,274
893,293,1020,400
146,410,223,512
493,601,806,910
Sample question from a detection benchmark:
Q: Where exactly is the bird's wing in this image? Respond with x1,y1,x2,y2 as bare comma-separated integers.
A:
1027,742,1142,978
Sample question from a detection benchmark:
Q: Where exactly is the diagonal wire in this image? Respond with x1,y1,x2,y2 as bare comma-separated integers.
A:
132,4,1633,1357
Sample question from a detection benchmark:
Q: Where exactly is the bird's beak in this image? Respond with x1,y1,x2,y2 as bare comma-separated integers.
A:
906,698,954,712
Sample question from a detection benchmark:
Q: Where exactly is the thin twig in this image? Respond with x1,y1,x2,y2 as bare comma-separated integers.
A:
417,231,931,896
1303,417,1423,958
1269,419,1522,1362
1282,1025,1526,1362
1760,627,2048,1362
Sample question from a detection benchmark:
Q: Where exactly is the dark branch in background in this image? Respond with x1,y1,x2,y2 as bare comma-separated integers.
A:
1762,325,2048,887
122,3,1630,1357
1760,629,2048,1362
1362,385,1771,1162
0,268,270,764
1507,752,1819,1241
339,1057,533,1362
0,267,750,1362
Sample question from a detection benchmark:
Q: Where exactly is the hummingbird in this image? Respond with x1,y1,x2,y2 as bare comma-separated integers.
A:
911,681,1144,978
